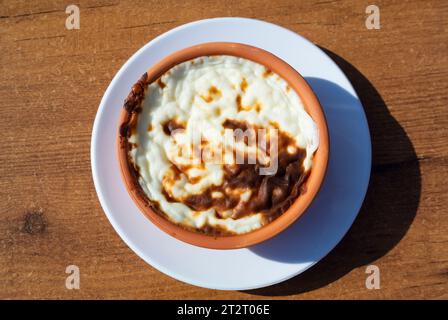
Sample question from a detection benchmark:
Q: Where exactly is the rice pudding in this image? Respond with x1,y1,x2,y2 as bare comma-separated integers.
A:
119,55,319,235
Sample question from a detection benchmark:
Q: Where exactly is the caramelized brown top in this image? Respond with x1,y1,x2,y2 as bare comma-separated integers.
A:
161,119,308,222
162,119,186,136
119,73,148,139
240,78,248,92
201,85,222,103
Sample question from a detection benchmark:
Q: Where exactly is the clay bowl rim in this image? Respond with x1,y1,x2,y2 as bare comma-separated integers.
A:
117,42,329,250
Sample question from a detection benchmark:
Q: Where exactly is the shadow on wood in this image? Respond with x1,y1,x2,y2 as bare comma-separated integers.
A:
243,47,421,296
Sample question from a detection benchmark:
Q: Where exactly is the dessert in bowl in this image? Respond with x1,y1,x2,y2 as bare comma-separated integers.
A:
117,42,329,249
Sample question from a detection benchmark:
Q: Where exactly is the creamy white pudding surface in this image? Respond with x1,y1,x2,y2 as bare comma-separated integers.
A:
127,55,319,235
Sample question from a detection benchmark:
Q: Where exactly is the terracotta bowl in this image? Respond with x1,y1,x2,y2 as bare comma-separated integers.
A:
117,42,329,249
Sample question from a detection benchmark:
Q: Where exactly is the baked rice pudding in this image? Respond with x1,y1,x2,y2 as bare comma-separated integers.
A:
119,55,319,235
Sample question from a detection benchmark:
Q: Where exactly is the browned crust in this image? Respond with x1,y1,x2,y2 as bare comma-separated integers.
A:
119,73,149,139
118,73,165,219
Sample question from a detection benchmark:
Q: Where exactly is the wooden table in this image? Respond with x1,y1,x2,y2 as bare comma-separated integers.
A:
1,0,447,299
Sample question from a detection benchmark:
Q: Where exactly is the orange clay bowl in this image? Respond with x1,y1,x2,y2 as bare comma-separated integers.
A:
117,42,329,249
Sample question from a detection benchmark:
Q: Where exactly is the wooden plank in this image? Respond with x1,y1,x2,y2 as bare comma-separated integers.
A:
1,0,447,299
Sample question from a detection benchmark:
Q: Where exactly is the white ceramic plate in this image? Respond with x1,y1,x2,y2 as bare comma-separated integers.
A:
91,17,371,290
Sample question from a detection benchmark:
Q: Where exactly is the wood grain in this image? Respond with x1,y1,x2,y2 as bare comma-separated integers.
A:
0,0,447,299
